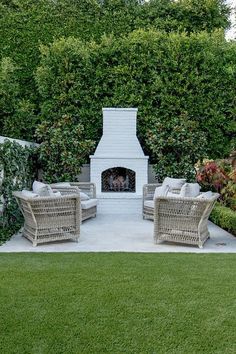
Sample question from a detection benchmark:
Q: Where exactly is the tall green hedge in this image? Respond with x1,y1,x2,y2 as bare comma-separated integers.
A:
0,0,230,100
0,1,234,179
35,30,236,178
0,57,38,140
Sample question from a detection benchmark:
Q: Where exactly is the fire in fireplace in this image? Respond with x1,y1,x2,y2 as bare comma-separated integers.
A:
101,167,135,192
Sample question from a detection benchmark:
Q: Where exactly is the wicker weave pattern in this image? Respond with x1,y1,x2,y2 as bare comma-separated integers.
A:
153,194,219,248
50,182,97,221
70,182,96,198
13,192,81,247
143,183,162,220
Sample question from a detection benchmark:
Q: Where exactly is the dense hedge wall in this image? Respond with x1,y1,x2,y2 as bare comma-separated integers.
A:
0,57,38,140
0,1,235,180
0,0,230,100
35,30,236,179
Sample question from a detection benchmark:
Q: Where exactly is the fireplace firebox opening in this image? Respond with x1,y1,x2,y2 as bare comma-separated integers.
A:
102,167,135,192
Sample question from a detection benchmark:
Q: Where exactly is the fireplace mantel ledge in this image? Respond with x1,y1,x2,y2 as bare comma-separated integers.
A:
90,155,149,159
97,193,142,199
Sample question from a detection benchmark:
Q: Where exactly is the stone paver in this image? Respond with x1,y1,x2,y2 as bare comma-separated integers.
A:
0,214,235,253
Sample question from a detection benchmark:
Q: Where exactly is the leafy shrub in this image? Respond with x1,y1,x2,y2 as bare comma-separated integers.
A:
0,225,20,246
196,159,229,192
147,112,207,181
36,115,95,183
0,140,37,230
210,203,236,236
221,181,236,211
196,158,236,210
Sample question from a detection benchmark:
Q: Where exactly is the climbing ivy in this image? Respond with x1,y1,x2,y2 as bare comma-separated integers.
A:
0,140,37,243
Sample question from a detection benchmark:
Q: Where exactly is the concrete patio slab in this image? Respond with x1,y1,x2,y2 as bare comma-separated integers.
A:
0,214,235,253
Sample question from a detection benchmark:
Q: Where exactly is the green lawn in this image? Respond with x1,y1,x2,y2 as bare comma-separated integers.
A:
0,253,235,354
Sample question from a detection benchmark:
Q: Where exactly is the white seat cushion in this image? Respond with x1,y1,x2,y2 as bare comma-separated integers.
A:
81,199,98,210
22,190,39,198
144,200,154,209
162,177,186,190
180,183,200,198
167,191,181,198
51,191,62,197
196,191,213,199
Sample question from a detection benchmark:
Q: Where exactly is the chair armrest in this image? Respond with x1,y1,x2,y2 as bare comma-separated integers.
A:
50,185,80,196
13,191,80,202
50,182,96,198
70,182,96,198
143,183,162,201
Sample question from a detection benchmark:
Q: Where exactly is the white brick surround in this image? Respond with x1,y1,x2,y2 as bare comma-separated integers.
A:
90,108,148,214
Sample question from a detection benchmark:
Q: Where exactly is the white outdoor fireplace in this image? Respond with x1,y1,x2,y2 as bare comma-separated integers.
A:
90,108,148,214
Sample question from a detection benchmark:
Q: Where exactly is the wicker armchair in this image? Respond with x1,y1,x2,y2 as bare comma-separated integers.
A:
13,192,81,247
50,182,97,221
153,193,219,248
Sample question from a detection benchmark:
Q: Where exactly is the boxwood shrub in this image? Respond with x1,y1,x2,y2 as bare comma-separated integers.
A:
210,202,236,236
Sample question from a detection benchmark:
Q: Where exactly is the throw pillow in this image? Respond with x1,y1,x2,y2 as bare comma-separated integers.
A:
180,183,200,198
32,181,51,197
153,185,169,199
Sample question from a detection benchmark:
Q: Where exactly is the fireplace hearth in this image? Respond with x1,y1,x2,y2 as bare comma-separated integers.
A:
102,167,135,192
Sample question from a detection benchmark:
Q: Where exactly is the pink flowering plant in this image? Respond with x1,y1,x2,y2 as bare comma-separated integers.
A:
196,160,228,192
196,159,236,210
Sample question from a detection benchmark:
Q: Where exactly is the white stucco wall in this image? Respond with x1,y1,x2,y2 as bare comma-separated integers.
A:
226,0,236,40
0,136,38,147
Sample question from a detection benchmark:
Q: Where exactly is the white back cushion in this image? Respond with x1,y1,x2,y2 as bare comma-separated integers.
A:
163,177,186,190
32,181,51,197
154,185,169,199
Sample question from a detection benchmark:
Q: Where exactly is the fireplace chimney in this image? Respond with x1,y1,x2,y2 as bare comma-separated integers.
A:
93,108,145,158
